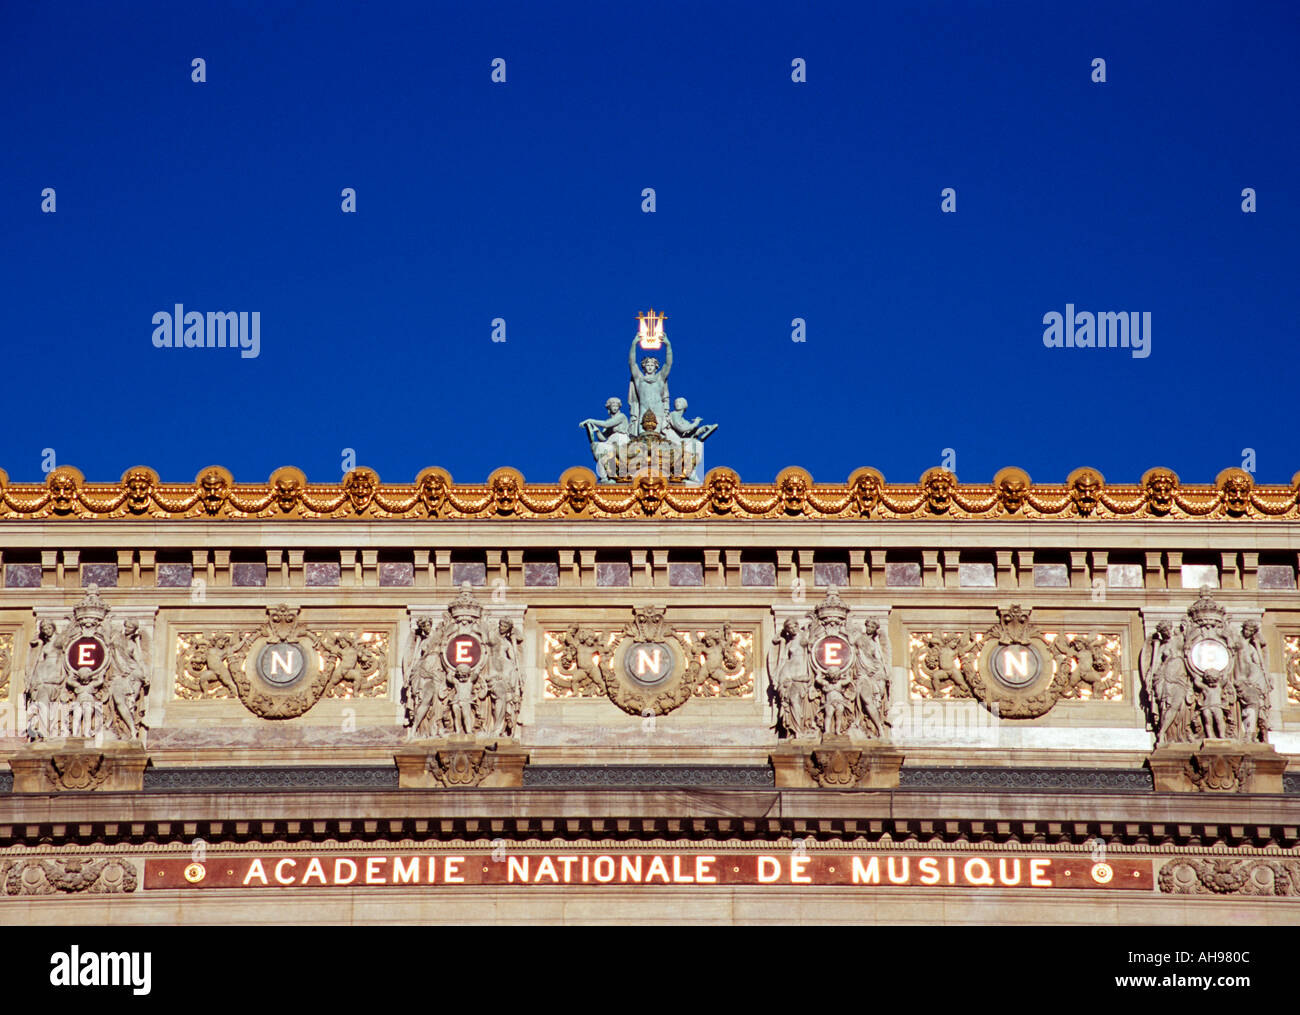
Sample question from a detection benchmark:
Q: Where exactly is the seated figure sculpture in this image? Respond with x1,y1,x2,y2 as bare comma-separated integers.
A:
665,397,717,483
580,398,631,482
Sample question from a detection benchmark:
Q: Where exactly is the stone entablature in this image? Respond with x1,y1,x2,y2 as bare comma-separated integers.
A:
1,525,1297,593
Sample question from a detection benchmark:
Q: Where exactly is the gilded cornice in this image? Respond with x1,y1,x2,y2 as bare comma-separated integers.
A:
0,464,1295,521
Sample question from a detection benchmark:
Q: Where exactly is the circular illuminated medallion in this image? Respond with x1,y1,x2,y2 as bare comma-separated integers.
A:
990,644,1041,688
444,634,483,670
1188,638,1230,673
1090,862,1114,885
66,636,107,674
813,636,852,672
256,642,307,687
184,863,207,883
623,641,676,687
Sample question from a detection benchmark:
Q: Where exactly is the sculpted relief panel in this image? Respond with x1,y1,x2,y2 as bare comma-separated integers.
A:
402,586,524,739
766,592,892,740
175,607,390,718
543,610,755,715
906,606,1123,719
1284,636,1300,705
25,587,152,742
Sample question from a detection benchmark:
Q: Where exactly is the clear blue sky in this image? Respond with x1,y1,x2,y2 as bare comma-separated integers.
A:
3,0,1296,485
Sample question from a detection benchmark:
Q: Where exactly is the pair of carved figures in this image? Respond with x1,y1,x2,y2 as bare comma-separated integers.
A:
767,592,892,740
1140,591,1272,745
402,585,524,739
24,587,150,742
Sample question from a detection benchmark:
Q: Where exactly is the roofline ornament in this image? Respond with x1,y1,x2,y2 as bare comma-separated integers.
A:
0,465,1294,521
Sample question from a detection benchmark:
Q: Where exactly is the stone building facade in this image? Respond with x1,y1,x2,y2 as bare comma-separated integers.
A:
0,462,1298,923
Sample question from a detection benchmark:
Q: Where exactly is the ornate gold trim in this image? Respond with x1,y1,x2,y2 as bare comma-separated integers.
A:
1,464,1295,520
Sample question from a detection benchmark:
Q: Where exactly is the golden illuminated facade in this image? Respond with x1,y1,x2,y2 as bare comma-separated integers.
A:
0,462,1298,924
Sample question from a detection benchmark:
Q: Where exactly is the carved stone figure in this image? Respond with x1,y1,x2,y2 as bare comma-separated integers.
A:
1140,591,1272,745
852,619,891,737
768,619,812,736
25,620,67,738
106,620,148,741
1233,620,1271,742
770,592,892,741
487,618,525,737
1142,621,1193,743
403,585,523,739
23,587,152,743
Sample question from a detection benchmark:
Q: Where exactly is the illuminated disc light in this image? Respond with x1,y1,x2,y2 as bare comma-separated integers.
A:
624,641,675,687
991,644,1041,688
184,863,207,883
256,642,307,687
1090,862,1114,884
1189,639,1231,673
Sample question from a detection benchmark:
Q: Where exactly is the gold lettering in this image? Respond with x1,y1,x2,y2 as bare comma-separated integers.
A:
918,857,940,885
444,856,464,883
646,856,671,883
593,856,615,882
851,856,880,884
301,857,326,885
365,857,386,884
672,856,695,883
695,856,717,883
757,856,782,883
534,857,559,883
393,857,419,884
1030,858,1052,887
620,856,642,882
507,857,529,883
243,858,268,885
887,856,910,884
274,858,297,885
790,855,812,883
334,858,357,885
998,858,1021,886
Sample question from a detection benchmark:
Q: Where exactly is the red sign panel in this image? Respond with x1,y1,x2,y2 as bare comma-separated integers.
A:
443,635,482,669
814,636,851,670
146,852,1153,891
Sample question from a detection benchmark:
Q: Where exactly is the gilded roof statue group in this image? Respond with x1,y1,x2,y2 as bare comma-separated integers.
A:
580,310,717,483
